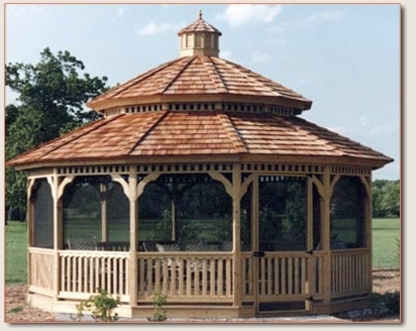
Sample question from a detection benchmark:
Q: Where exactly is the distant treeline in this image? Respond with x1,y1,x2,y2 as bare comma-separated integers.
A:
372,179,400,218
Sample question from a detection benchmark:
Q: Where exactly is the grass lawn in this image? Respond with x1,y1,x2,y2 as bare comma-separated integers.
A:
5,218,400,284
372,218,401,268
5,221,28,283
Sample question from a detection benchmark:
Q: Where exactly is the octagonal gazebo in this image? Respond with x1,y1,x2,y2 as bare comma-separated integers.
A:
7,12,393,318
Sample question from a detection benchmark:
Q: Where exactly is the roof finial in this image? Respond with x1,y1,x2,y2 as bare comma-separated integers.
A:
198,10,203,19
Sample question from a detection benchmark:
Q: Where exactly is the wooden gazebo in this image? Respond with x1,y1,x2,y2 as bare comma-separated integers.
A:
7,12,393,318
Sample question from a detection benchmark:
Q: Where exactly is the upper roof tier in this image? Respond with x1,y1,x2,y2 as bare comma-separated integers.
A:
87,12,312,115
87,55,312,114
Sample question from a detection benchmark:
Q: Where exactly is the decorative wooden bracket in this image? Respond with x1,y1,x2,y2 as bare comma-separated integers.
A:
208,172,233,197
359,175,372,197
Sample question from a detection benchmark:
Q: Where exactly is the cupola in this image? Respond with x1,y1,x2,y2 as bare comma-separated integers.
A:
177,10,222,57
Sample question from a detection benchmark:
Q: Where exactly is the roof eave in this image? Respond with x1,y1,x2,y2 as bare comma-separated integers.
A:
8,153,393,173
87,93,312,113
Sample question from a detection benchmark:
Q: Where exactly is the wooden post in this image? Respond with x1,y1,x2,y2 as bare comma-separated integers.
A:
306,176,313,310
361,174,373,292
47,170,60,301
26,177,35,288
171,184,177,241
321,166,332,304
367,174,373,292
100,183,108,242
232,163,242,307
251,174,259,309
112,171,161,306
57,199,63,249
128,167,139,306
307,177,313,252
251,175,258,252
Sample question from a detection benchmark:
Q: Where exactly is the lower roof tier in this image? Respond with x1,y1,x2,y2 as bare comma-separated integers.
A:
7,110,393,170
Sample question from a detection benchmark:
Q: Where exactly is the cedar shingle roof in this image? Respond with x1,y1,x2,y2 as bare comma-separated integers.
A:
6,13,393,171
7,111,393,168
177,10,222,35
86,56,312,112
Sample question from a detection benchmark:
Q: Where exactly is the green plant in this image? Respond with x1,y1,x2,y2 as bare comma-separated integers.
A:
149,291,167,322
73,289,120,322
8,306,24,313
149,209,173,240
369,291,400,317
71,302,85,322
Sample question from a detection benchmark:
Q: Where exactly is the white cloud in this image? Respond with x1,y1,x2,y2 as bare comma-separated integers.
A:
270,8,345,34
221,4,283,28
251,51,271,63
117,7,124,17
293,9,345,29
109,6,124,21
220,49,232,59
301,9,344,28
368,123,399,137
6,4,45,18
136,21,183,36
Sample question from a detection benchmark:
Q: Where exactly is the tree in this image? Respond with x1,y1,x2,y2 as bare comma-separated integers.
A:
372,179,400,218
5,48,109,222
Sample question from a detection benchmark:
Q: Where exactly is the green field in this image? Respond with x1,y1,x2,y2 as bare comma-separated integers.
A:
372,218,401,268
5,221,28,283
5,218,400,284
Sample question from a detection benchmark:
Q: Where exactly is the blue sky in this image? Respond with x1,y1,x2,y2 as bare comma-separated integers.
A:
4,3,400,180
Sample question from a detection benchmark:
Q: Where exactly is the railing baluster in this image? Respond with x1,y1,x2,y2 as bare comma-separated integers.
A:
267,257,272,295
209,259,215,296
202,259,208,296
288,257,293,295
297,257,301,294
186,258,192,295
218,258,224,296
178,259,184,295
281,257,286,295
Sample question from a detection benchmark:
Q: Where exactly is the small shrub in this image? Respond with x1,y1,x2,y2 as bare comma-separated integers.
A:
149,291,167,322
383,291,401,315
370,291,400,317
8,306,24,313
73,289,121,322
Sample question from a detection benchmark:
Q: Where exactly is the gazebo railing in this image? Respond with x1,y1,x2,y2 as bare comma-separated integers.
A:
56,250,233,304
137,252,233,303
241,251,324,302
28,247,55,296
331,248,371,297
58,250,129,301
28,247,370,307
